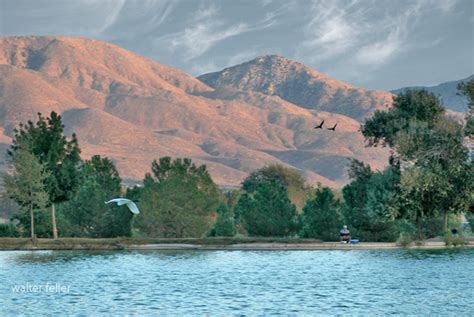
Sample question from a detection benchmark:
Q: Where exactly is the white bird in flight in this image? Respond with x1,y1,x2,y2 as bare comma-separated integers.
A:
105,198,140,214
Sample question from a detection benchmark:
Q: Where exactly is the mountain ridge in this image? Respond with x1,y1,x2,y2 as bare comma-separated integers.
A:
198,54,394,121
0,36,393,187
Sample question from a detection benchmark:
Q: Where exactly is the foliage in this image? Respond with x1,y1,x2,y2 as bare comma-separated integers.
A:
360,89,472,239
396,219,416,246
465,212,474,233
342,159,400,242
3,147,50,238
13,207,53,238
0,224,20,237
0,189,19,221
59,156,132,238
134,157,221,238
458,79,474,137
9,112,82,238
209,204,236,237
443,232,466,247
299,187,343,241
9,112,82,204
362,89,444,147
242,164,310,210
236,181,297,237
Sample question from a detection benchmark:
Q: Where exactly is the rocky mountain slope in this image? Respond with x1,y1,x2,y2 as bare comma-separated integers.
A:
198,55,393,121
0,36,391,188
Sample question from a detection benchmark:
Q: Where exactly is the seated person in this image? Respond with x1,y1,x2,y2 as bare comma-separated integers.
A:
340,225,351,243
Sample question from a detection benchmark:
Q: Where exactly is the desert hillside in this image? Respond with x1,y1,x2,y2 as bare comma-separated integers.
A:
198,55,394,121
0,36,392,187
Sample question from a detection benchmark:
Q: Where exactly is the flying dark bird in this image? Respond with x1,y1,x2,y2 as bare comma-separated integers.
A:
327,123,338,131
314,120,324,129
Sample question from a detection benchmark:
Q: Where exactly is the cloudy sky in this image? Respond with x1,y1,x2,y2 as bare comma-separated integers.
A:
0,0,472,90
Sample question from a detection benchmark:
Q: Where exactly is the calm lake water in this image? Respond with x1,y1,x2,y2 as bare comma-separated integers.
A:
1,249,473,315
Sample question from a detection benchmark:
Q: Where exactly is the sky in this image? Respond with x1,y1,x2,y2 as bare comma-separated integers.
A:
0,0,473,90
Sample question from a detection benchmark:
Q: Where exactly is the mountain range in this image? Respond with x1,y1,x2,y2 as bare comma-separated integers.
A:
392,75,473,113
0,36,468,188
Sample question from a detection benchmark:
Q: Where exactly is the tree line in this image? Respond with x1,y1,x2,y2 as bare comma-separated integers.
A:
1,86,473,242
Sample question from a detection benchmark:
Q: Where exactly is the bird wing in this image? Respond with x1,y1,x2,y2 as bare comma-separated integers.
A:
105,198,131,206
125,201,140,214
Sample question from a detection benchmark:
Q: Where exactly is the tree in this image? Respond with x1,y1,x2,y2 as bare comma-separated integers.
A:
342,159,400,242
59,155,132,237
299,187,343,241
242,164,310,210
3,147,50,238
236,181,297,237
209,204,236,237
394,116,471,233
9,112,82,238
135,157,221,238
361,89,472,237
362,89,444,148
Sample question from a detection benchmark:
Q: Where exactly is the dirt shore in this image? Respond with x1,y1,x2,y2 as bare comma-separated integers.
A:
0,237,472,251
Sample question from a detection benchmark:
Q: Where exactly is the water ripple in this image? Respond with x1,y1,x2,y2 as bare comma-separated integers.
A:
1,249,473,315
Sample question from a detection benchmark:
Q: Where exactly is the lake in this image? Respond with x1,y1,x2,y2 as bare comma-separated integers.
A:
1,249,473,315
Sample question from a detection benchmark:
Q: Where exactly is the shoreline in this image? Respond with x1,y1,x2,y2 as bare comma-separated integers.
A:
1,238,472,251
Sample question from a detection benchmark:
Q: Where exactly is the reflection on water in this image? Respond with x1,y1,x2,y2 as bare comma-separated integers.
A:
1,249,473,315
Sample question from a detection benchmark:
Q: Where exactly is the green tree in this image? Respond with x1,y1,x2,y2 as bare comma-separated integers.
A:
3,147,50,238
135,157,221,238
0,188,19,222
59,155,132,237
242,164,310,210
209,204,236,237
9,112,81,238
394,116,471,233
362,89,444,148
361,89,472,237
342,159,401,242
236,181,297,236
299,187,343,241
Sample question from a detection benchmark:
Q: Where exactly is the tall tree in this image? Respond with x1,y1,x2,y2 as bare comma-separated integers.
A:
236,181,297,237
59,155,131,237
9,112,82,238
242,164,310,210
342,159,400,242
299,187,343,241
362,89,444,148
135,157,221,238
361,89,472,237
3,147,50,238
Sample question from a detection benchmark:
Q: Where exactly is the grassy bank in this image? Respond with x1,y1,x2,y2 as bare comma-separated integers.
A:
0,237,322,250
1,237,473,251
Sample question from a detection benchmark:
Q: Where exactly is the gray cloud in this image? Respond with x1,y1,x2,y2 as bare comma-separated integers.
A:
0,0,472,90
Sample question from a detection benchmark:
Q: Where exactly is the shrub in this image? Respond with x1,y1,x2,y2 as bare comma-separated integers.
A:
0,224,20,237
396,220,417,247
209,205,236,237
443,232,466,246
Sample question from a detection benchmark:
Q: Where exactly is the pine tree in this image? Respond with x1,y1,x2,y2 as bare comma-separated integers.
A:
9,112,81,238
3,147,50,239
